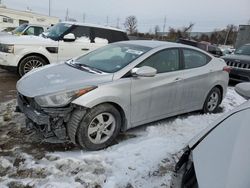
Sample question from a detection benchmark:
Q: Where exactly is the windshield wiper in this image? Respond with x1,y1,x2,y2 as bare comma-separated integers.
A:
66,61,103,74
75,63,104,74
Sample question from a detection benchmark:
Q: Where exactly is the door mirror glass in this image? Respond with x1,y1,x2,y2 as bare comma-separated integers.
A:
131,66,157,77
235,83,250,100
63,33,76,42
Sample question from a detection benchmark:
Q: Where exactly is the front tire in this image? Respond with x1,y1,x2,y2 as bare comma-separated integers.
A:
203,87,222,113
76,104,121,150
18,55,47,76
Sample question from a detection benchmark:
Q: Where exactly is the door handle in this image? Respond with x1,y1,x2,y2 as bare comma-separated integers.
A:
81,48,89,51
174,77,183,81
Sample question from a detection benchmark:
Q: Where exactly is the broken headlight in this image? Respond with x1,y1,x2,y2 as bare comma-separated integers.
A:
34,87,96,107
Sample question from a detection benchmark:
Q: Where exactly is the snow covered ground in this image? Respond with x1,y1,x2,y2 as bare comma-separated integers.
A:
0,87,246,188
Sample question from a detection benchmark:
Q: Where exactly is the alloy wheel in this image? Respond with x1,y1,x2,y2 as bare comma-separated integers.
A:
207,91,219,112
87,113,116,144
23,59,44,74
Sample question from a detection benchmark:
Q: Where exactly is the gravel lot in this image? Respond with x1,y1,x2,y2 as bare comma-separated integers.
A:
0,69,19,103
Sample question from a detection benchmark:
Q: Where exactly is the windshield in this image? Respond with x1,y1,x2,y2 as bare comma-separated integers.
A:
71,43,151,73
235,45,250,56
12,24,28,34
44,23,72,40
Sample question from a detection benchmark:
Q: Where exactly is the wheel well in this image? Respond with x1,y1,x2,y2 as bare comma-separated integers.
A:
104,102,127,132
18,53,50,71
214,85,223,102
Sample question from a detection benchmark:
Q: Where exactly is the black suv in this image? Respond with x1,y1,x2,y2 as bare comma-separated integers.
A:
222,44,250,82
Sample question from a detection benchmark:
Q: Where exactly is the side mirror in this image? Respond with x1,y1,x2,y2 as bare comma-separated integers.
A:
63,33,76,42
131,66,157,77
235,83,250,100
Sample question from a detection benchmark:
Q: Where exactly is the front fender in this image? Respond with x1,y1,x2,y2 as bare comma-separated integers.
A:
72,81,131,129
15,45,57,65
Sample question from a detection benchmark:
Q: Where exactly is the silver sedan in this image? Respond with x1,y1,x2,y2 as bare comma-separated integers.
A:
16,40,229,150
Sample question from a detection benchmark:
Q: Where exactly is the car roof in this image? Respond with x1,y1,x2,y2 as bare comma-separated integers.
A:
20,23,48,28
62,21,126,33
116,40,205,50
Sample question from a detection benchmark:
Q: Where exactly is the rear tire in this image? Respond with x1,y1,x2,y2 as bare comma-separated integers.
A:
203,87,222,113
76,104,121,150
18,55,47,76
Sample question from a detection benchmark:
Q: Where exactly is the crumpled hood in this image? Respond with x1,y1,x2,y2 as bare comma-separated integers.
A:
16,63,113,97
222,54,250,61
0,35,55,45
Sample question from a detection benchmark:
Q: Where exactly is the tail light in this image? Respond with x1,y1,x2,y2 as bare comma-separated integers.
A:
223,66,232,73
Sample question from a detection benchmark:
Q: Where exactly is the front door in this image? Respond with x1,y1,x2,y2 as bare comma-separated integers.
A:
131,48,182,124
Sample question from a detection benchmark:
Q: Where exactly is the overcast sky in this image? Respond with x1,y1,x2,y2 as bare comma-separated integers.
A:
2,0,250,32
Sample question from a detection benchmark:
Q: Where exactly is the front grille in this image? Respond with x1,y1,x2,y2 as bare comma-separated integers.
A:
226,60,250,70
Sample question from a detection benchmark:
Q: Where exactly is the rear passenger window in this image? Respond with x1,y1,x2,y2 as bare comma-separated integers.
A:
183,49,209,69
70,26,90,39
91,28,110,43
137,49,180,73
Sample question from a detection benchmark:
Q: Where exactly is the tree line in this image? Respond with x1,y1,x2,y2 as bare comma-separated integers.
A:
124,15,239,46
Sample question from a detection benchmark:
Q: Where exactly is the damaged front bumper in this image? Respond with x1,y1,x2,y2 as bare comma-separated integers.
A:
17,93,73,143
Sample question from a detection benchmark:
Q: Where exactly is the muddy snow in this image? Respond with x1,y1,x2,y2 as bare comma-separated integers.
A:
0,87,246,188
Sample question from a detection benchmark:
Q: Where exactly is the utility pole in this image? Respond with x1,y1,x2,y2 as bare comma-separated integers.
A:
83,13,86,23
106,16,109,26
162,16,166,40
65,8,69,21
116,17,120,28
49,0,51,16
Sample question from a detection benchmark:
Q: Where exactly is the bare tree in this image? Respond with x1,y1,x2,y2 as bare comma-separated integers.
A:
182,23,195,38
166,23,195,41
124,16,138,34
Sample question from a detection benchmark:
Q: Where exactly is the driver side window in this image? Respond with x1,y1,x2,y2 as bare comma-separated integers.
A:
137,49,180,73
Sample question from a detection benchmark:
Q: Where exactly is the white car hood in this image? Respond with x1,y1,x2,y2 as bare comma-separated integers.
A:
16,63,113,98
188,100,250,148
0,35,56,45
188,100,250,188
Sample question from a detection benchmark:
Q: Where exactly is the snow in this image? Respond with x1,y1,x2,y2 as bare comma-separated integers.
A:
76,36,91,43
94,37,108,44
0,87,246,188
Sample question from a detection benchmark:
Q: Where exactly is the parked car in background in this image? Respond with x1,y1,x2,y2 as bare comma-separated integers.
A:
219,45,235,56
16,40,229,150
0,21,129,76
0,27,16,36
11,23,48,36
178,38,223,57
0,27,16,32
172,82,250,188
221,43,250,82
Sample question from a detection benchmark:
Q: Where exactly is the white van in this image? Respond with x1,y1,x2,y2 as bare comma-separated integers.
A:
0,22,128,76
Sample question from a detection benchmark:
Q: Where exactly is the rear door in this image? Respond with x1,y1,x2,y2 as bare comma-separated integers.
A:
177,48,212,111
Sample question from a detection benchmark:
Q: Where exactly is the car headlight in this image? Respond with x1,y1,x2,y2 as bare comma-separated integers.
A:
0,43,14,53
34,87,97,107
